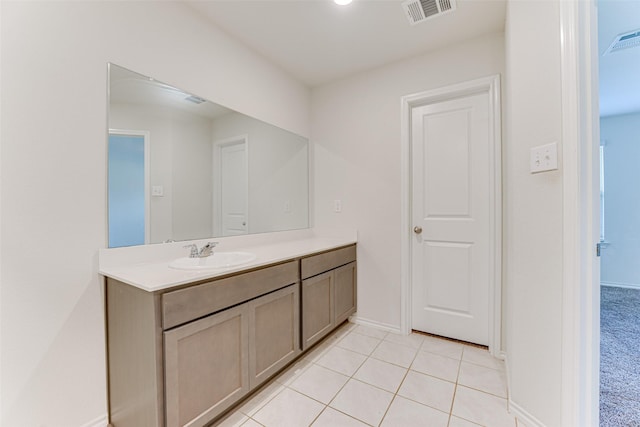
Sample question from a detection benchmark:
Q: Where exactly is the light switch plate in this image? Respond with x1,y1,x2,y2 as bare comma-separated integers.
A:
530,142,558,173
152,185,164,197
334,200,342,213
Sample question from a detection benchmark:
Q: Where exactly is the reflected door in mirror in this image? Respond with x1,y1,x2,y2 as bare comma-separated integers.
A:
215,137,248,236
108,132,149,247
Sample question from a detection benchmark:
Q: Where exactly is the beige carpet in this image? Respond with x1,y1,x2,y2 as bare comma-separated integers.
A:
600,285,640,426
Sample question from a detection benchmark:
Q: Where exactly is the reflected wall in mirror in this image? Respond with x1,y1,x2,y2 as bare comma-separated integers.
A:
108,64,309,247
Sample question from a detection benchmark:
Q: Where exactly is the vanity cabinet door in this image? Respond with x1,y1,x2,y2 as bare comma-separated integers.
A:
164,304,249,427
301,271,335,350
334,262,357,325
249,283,301,389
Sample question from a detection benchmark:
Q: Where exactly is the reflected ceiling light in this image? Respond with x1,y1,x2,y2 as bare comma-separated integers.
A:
334,0,352,5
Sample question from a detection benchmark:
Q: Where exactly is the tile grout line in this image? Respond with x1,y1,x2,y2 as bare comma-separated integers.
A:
237,326,364,426
375,340,422,427
241,324,353,424
446,347,464,427
298,328,385,426
318,328,436,426
324,330,387,426
352,332,465,425
447,384,459,427
380,334,424,424
241,383,286,419
336,330,461,426
241,327,511,427
304,325,366,425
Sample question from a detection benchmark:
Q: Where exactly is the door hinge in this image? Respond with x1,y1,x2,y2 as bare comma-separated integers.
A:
597,242,601,257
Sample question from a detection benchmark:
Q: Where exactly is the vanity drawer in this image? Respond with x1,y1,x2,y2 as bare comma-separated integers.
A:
301,245,356,280
162,260,299,330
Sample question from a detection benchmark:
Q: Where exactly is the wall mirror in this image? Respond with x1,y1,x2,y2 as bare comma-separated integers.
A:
107,63,309,248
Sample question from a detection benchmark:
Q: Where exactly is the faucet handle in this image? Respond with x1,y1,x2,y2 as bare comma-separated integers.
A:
198,242,219,257
183,244,198,258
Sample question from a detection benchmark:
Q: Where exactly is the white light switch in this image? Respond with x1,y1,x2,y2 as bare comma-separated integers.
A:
530,142,558,173
334,200,342,213
152,185,164,197
284,200,291,213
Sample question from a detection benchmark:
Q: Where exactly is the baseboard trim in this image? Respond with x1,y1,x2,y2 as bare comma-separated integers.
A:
509,399,547,427
79,414,109,427
504,354,546,427
601,281,640,290
348,315,402,334
504,353,513,413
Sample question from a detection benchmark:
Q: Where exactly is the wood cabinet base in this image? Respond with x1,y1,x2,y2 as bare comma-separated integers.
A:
106,245,356,427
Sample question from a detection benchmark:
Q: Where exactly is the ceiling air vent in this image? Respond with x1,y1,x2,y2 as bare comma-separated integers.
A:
184,95,206,104
603,29,640,56
401,0,456,26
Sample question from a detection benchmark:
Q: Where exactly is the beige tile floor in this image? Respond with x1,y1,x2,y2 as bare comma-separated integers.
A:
216,322,528,427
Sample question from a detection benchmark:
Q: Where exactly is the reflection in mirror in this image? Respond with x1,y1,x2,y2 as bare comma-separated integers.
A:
108,64,309,248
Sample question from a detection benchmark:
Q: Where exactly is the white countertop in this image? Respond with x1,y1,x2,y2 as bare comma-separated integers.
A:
99,228,357,292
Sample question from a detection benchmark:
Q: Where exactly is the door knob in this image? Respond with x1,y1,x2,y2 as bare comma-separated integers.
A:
413,226,422,234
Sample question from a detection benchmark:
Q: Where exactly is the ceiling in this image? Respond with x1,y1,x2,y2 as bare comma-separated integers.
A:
110,64,233,119
182,0,639,117
186,0,507,87
598,0,640,117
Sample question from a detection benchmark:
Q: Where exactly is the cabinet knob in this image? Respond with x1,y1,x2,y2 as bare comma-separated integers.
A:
413,226,422,234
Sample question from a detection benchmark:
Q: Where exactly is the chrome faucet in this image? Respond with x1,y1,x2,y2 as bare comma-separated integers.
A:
183,242,219,258
198,242,219,257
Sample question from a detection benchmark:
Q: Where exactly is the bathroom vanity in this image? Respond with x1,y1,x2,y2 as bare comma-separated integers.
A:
100,232,356,427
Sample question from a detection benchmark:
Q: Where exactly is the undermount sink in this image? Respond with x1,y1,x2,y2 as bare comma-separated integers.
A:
169,252,257,271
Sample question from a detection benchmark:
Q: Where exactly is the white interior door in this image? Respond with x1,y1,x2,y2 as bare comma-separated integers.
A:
214,137,248,236
411,92,491,345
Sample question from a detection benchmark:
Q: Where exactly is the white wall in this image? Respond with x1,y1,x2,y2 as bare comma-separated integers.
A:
600,112,640,288
504,1,564,425
311,33,505,330
211,112,309,235
0,2,309,426
170,115,214,241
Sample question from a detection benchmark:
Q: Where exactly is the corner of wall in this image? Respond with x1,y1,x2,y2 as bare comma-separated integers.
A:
503,355,548,427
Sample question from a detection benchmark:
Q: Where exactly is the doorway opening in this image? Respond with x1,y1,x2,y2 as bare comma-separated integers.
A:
107,129,150,248
597,1,640,423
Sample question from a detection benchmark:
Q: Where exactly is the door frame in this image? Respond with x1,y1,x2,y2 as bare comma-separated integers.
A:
108,128,151,245
559,0,600,425
212,134,249,236
400,75,502,357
